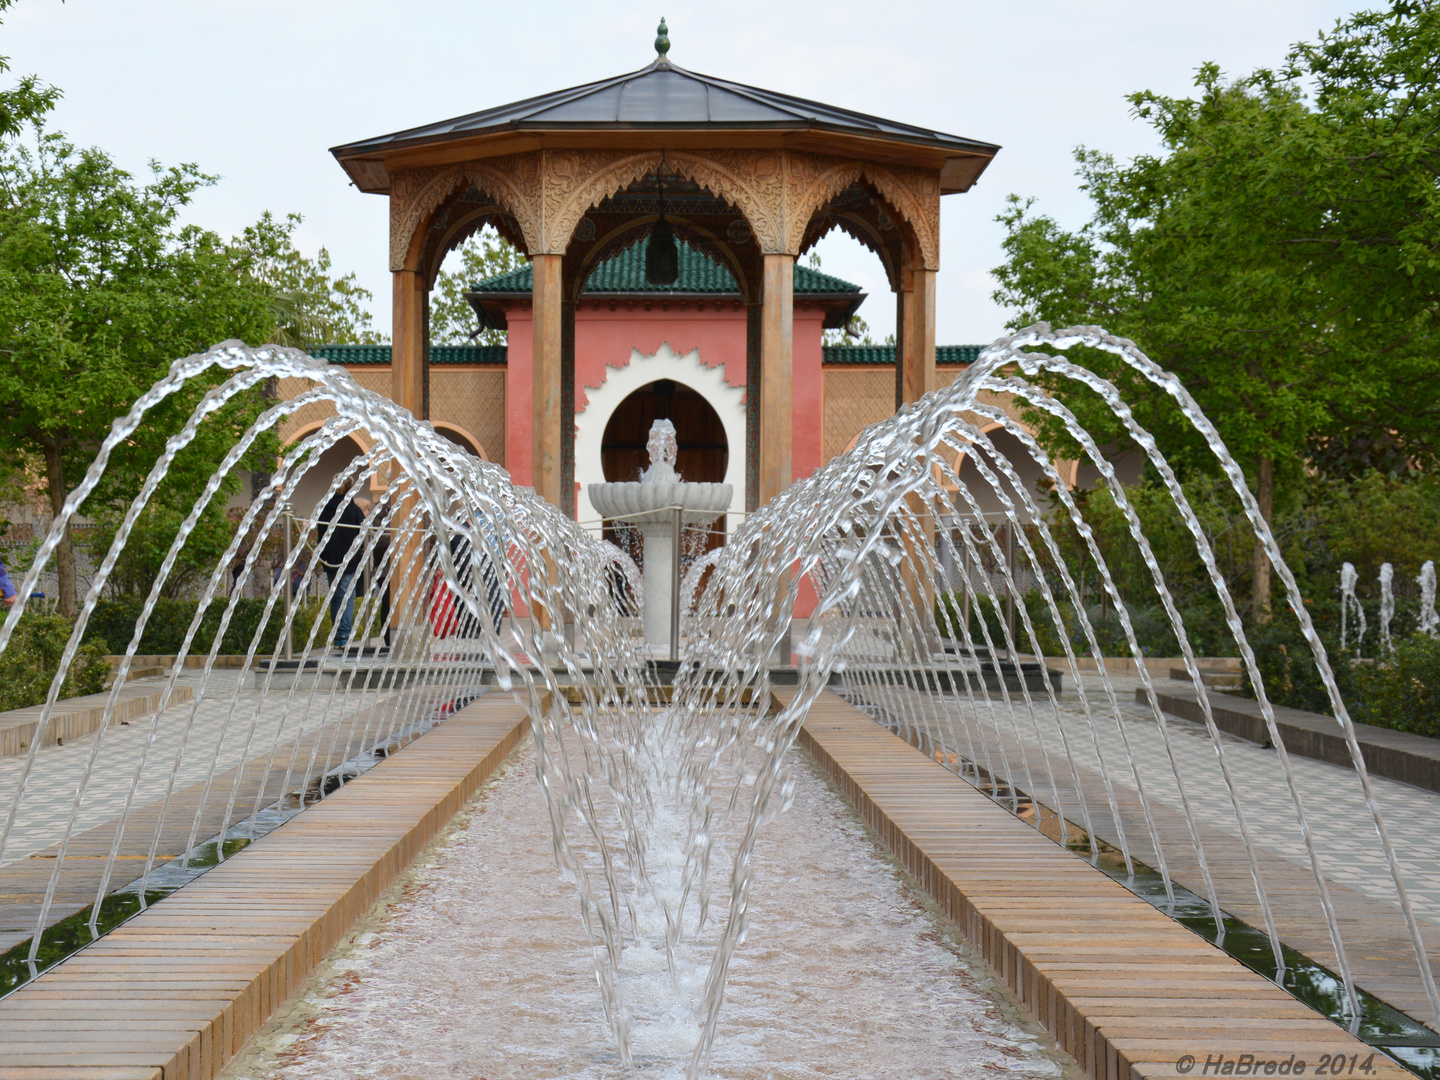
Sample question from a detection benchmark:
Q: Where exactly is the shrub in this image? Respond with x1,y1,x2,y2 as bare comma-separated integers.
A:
82,596,330,658
1349,635,1440,739
0,611,110,712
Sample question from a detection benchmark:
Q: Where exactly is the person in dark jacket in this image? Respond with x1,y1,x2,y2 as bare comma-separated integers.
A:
315,489,370,651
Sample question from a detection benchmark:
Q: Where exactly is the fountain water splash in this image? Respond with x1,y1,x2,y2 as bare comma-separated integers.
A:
0,328,1433,1076
1420,560,1438,639
1379,562,1396,657
1341,562,1366,656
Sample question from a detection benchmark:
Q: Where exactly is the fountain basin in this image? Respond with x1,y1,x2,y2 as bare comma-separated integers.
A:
589,478,731,652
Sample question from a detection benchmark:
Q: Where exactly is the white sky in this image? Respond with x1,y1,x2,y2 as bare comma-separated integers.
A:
4,0,1361,345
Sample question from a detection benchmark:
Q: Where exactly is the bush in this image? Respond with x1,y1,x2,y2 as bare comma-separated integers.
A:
81,596,332,658
0,611,110,711
1350,635,1440,738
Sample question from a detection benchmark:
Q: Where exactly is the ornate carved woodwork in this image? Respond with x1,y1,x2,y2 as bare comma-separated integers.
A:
389,149,942,276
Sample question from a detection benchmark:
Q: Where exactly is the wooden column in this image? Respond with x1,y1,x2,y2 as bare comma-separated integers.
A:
759,253,794,506
899,267,937,405
745,303,762,512
560,298,576,518
391,270,426,416
898,266,938,632
530,253,563,509
389,269,428,657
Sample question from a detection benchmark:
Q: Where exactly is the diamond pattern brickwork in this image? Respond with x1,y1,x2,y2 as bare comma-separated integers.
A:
823,368,896,463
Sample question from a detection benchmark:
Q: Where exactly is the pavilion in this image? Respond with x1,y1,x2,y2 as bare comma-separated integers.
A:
326,21,1000,517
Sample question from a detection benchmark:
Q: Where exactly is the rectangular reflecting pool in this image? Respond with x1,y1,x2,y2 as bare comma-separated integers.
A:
223,742,1082,1080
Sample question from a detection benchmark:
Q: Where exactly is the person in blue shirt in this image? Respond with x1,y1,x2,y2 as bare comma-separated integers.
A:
0,553,15,608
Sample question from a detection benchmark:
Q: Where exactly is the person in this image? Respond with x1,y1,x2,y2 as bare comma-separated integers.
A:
0,552,16,608
370,505,392,650
314,488,371,652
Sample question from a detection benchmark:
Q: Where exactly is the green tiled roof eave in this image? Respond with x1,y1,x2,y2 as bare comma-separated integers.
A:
822,344,984,365
310,345,508,365
469,241,861,296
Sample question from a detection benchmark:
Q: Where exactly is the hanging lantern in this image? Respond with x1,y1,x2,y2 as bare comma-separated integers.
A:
645,167,679,286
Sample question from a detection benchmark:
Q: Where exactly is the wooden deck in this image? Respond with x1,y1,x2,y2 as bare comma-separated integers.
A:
859,682,1440,1029
0,691,530,1080
787,688,1413,1080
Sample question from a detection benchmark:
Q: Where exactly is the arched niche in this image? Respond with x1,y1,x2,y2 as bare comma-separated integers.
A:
574,342,745,532
432,422,488,461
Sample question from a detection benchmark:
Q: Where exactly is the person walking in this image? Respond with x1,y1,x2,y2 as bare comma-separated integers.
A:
0,553,16,608
314,488,370,653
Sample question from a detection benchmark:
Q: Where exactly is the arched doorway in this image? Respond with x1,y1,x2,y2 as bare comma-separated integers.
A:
600,380,729,566
601,380,727,484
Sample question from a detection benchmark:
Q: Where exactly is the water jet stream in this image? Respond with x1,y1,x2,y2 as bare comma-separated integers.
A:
0,329,1433,1075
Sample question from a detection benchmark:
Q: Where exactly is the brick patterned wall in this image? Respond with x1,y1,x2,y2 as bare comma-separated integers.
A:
822,368,896,463
276,369,395,445
275,368,505,468
430,368,506,465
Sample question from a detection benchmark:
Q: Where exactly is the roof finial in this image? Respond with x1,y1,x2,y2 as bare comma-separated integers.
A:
654,17,670,61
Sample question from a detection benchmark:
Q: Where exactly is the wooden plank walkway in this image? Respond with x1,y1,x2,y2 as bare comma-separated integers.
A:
0,689,455,953
0,683,195,758
0,691,530,1080
863,683,1440,1028
786,688,1411,1080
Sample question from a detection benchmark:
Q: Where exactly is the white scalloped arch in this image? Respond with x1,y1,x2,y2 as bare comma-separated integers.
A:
575,342,746,533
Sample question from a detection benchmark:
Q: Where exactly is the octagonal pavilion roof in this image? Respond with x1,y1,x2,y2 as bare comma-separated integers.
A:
331,52,999,195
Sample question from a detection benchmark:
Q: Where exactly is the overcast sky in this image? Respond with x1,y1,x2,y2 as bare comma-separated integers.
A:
4,0,1363,345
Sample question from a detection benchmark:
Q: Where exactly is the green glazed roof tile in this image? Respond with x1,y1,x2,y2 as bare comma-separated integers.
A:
821,344,983,365
469,240,861,296
311,344,508,365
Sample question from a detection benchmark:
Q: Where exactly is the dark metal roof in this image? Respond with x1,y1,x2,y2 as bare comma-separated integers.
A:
469,241,861,296
331,58,998,165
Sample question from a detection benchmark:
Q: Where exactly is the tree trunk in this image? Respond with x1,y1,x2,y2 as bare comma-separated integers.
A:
1252,455,1274,623
41,440,77,619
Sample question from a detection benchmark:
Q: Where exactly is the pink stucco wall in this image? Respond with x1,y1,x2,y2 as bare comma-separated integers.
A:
502,300,827,621
503,302,825,487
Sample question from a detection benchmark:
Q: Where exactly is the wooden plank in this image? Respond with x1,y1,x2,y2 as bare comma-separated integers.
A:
0,692,530,1080
786,688,1413,1080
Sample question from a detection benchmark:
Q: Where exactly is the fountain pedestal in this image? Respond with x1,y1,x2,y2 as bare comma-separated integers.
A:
588,421,731,654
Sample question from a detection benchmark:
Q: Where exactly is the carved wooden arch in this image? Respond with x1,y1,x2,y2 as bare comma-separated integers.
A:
420,201,525,289
390,154,544,272
787,159,939,272
541,149,782,256
800,209,904,293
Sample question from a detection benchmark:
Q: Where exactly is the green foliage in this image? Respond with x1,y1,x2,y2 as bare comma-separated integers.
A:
90,502,239,601
429,227,525,345
0,611,108,712
992,2,1440,490
234,211,381,349
1350,635,1440,738
934,588,1075,658
82,597,327,657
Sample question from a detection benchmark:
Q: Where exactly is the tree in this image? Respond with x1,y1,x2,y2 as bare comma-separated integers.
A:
236,211,382,349
805,253,893,347
0,0,60,140
429,227,525,345
992,1,1440,619
0,101,381,614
